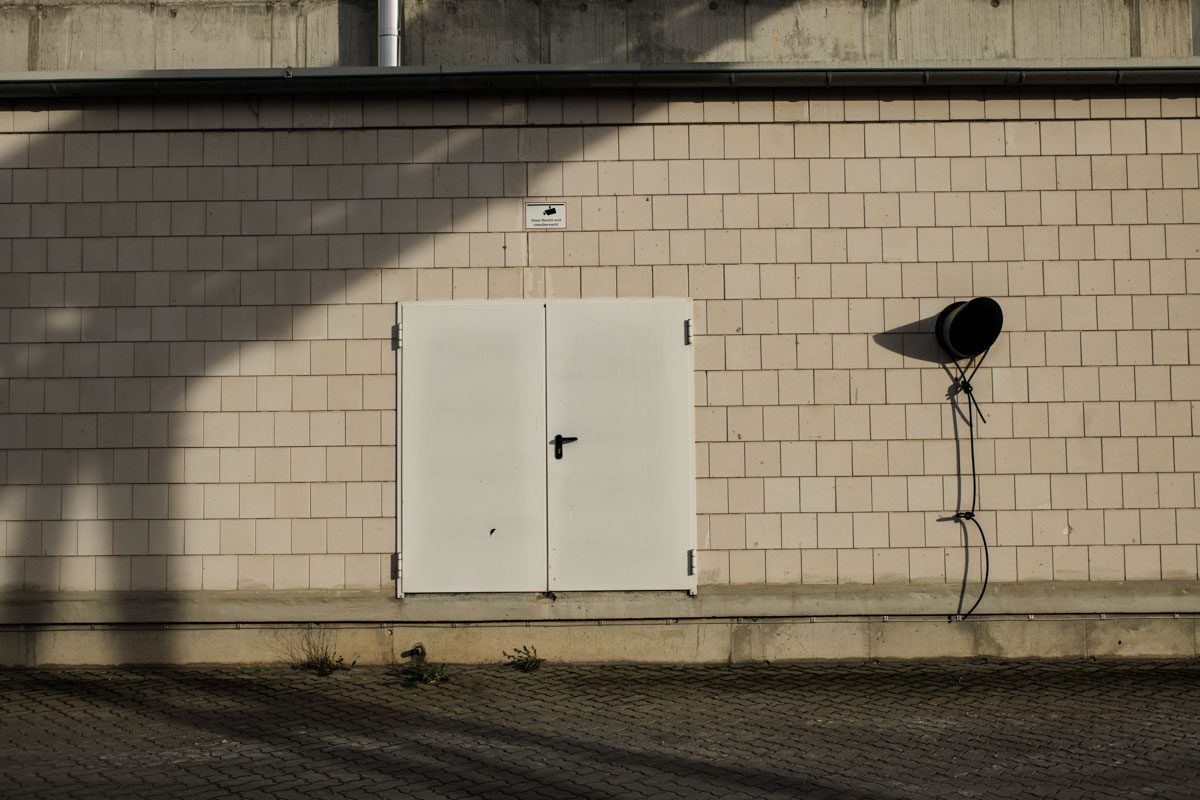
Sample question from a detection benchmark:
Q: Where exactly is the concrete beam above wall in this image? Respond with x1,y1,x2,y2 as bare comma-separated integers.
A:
0,0,1194,71
402,0,1197,67
0,0,376,70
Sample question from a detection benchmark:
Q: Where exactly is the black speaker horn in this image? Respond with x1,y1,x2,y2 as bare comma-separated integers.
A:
935,297,1004,361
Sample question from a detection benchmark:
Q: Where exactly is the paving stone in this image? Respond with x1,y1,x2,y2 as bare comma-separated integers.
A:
0,662,1198,799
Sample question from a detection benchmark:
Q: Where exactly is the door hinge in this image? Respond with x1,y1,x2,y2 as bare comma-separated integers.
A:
390,553,400,580
391,323,402,350
687,549,696,576
684,319,692,345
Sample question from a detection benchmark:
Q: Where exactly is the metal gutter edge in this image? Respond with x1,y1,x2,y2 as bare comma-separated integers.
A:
0,63,1197,99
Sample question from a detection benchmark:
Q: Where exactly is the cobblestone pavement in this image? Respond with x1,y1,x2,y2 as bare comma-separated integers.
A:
2,660,1199,799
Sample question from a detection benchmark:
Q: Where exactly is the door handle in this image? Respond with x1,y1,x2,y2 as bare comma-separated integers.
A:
552,434,579,459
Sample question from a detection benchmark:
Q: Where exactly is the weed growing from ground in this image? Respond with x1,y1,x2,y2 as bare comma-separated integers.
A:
285,626,355,676
391,642,449,686
390,661,450,686
504,645,545,672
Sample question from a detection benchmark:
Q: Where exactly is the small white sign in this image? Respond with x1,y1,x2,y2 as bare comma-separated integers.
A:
525,202,567,229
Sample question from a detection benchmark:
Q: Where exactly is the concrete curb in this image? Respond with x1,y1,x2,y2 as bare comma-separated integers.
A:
3,614,1196,667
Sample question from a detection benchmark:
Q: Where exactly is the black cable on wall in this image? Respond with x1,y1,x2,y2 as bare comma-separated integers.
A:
948,353,990,620
933,297,1003,621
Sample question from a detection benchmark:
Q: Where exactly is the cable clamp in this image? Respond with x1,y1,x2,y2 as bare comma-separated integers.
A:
952,511,975,521
951,372,988,424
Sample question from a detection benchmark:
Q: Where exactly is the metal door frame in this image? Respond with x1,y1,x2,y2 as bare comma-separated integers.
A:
395,298,696,598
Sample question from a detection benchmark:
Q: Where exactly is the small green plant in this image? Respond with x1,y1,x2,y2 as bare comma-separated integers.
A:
391,661,450,686
287,626,355,676
504,645,545,672
390,643,449,686
299,652,352,676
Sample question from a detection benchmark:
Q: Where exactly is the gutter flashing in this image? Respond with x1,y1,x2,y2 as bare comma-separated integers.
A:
0,62,1197,99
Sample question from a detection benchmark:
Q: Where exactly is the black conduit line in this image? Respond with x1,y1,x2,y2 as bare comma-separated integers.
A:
947,350,990,621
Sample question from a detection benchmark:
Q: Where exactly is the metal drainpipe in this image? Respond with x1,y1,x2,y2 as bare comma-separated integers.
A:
378,0,400,67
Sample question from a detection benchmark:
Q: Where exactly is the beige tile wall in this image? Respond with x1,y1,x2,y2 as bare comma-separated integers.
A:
0,86,1198,592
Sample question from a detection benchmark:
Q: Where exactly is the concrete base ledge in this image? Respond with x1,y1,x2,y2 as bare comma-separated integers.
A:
5,582,1199,665
3,581,1199,625
1,615,1197,667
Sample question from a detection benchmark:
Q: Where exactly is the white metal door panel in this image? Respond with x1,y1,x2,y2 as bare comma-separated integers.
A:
545,300,695,591
400,302,547,593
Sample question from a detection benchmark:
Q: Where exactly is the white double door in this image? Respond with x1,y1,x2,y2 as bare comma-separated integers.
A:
399,299,695,594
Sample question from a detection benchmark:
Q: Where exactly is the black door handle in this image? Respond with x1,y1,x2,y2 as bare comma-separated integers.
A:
552,434,578,459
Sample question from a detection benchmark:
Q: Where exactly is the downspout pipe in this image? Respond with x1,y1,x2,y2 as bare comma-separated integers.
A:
378,0,400,67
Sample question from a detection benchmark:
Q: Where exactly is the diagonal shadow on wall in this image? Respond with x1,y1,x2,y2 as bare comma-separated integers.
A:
0,0,906,666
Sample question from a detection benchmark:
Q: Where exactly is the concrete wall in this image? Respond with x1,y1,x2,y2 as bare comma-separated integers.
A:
0,0,376,71
406,0,1198,65
0,0,1195,72
0,85,1198,604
